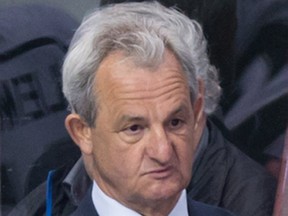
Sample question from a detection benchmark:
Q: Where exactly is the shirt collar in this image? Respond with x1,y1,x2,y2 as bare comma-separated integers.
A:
91,181,189,216
169,190,189,216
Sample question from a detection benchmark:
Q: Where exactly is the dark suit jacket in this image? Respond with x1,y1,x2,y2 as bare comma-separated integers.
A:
188,119,276,216
70,187,234,216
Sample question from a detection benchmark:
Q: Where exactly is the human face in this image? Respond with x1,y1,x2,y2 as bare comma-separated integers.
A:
88,50,203,212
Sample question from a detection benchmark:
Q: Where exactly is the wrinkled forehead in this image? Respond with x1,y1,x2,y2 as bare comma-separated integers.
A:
94,49,189,101
96,48,186,83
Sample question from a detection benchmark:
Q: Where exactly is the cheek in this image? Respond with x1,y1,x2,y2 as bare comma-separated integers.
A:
91,132,143,178
176,125,198,152
90,130,118,174
174,129,197,170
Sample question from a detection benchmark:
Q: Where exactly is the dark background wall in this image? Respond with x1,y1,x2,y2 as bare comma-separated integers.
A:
0,0,100,20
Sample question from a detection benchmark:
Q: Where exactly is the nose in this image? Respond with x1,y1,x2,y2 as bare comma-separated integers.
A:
146,126,173,164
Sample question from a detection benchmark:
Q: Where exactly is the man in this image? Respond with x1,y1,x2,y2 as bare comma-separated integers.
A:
62,2,234,215
7,1,276,216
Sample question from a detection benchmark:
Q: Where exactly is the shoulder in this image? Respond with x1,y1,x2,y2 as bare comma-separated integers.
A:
195,119,275,186
207,119,275,180
188,198,235,216
189,119,276,215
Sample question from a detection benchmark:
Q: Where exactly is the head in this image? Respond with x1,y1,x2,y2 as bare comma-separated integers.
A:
63,1,220,215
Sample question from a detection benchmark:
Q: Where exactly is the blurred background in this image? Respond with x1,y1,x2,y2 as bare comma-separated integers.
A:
0,0,100,20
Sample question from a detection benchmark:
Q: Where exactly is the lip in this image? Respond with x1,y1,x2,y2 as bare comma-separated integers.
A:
145,166,174,179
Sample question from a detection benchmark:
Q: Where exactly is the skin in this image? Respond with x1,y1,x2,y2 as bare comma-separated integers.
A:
66,49,205,216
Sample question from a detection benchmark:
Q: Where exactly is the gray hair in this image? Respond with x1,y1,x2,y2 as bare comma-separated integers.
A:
62,1,221,127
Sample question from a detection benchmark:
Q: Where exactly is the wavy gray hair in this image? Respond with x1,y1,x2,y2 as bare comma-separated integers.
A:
62,1,221,126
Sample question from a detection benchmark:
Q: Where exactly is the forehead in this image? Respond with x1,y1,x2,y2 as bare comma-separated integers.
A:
95,50,189,96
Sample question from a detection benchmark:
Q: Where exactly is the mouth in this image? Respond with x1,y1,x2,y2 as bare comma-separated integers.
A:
145,166,174,179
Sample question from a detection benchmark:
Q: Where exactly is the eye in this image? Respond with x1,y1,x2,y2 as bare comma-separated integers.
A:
119,124,145,144
168,118,184,130
123,124,143,135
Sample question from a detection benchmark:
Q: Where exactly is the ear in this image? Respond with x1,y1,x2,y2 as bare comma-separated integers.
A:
193,79,206,135
65,114,93,155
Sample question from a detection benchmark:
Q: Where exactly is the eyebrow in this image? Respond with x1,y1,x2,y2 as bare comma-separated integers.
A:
114,102,190,130
119,115,145,123
169,104,190,118
119,105,188,123
112,114,146,132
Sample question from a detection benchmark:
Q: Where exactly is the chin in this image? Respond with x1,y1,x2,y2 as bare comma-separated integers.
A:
144,181,184,201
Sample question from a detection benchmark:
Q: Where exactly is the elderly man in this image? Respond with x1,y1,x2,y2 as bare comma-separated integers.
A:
7,1,276,216
62,1,234,215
